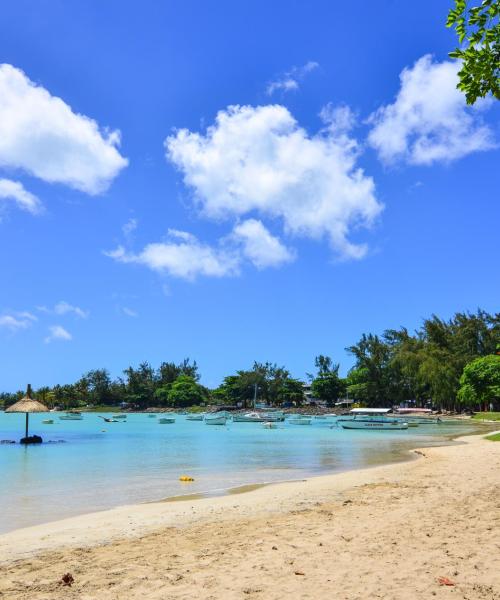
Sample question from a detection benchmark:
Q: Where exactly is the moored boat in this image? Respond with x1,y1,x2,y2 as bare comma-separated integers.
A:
59,413,83,421
158,417,175,424
42,419,54,424
186,414,204,421
205,415,227,426
112,414,127,419
233,412,263,422
338,408,408,430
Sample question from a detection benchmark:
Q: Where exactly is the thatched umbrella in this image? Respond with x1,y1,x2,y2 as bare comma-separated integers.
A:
5,384,49,440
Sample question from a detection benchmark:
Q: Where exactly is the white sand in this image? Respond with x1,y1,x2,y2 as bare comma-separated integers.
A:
0,433,499,599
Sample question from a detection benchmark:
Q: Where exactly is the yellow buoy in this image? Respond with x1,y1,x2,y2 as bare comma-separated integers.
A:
179,475,194,482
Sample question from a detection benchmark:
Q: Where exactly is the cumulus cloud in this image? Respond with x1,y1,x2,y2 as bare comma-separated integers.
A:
0,178,43,215
367,55,496,165
105,229,240,281
166,104,381,260
44,325,72,343
267,61,319,95
232,219,294,268
0,64,128,194
0,312,36,332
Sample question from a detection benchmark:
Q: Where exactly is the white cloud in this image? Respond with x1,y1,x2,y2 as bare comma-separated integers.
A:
0,313,35,332
122,218,138,237
166,104,381,260
0,178,43,215
232,219,294,268
122,306,138,318
367,55,496,165
38,301,89,318
0,64,128,194
54,301,89,318
267,61,319,95
44,325,72,343
105,229,240,281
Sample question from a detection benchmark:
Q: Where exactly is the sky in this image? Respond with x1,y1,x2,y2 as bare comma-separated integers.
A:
0,0,499,391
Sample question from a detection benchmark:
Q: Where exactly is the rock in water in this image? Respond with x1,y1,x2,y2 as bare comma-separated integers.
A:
19,435,43,445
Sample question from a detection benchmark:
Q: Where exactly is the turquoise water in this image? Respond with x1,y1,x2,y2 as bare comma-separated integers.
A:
0,412,479,534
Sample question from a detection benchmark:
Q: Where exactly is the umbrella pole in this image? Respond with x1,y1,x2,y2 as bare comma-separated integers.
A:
25,412,29,439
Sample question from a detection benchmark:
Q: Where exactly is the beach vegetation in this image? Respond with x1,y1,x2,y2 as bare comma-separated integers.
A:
0,310,498,413
473,411,500,421
485,432,500,441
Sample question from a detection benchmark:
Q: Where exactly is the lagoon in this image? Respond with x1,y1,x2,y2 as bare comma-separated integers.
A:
0,412,481,534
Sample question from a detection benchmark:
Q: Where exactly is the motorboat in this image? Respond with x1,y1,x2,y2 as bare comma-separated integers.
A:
112,414,127,419
59,413,83,420
233,412,263,422
205,415,227,426
261,411,285,422
338,408,408,430
262,421,278,429
158,417,175,424
42,419,54,424
186,414,204,421
99,416,119,423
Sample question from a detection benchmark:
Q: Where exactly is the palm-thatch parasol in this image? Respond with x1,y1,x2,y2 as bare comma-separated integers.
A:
5,384,49,441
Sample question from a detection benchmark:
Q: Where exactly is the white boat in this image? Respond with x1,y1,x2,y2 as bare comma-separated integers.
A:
205,415,227,426
158,417,175,424
339,408,408,430
233,412,263,422
289,417,311,425
262,421,278,429
186,414,204,421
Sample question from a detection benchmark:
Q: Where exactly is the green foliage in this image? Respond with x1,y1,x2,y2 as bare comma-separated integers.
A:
486,432,500,440
458,354,500,410
447,0,500,103
310,356,345,404
166,375,208,407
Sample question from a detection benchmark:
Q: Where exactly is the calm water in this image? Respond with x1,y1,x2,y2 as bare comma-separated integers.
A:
0,412,480,533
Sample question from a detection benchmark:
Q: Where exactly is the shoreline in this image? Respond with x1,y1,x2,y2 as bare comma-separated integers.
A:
1,431,498,599
0,429,495,563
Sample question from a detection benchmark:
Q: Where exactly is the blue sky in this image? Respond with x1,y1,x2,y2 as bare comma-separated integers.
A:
0,0,499,391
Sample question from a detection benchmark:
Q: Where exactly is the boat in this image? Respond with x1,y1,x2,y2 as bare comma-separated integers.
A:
233,412,263,422
186,414,204,421
289,417,311,425
147,414,157,418
261,411,285,422
204,415,227,426
262,421,278,429
338,409,408,430
42,419,54,424
112,414,127,419
99,416,119,423
59,413,83,420
158,417,175,424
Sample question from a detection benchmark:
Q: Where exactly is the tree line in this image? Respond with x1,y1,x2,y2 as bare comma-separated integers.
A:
1,309,499,412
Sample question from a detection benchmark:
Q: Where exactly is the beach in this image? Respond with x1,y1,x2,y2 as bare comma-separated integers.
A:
0,432,499,599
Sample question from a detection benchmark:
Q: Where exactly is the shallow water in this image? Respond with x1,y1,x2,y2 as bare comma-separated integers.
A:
0,412,482,533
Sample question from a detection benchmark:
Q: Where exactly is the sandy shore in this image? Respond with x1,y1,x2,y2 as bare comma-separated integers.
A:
0,433,499,600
